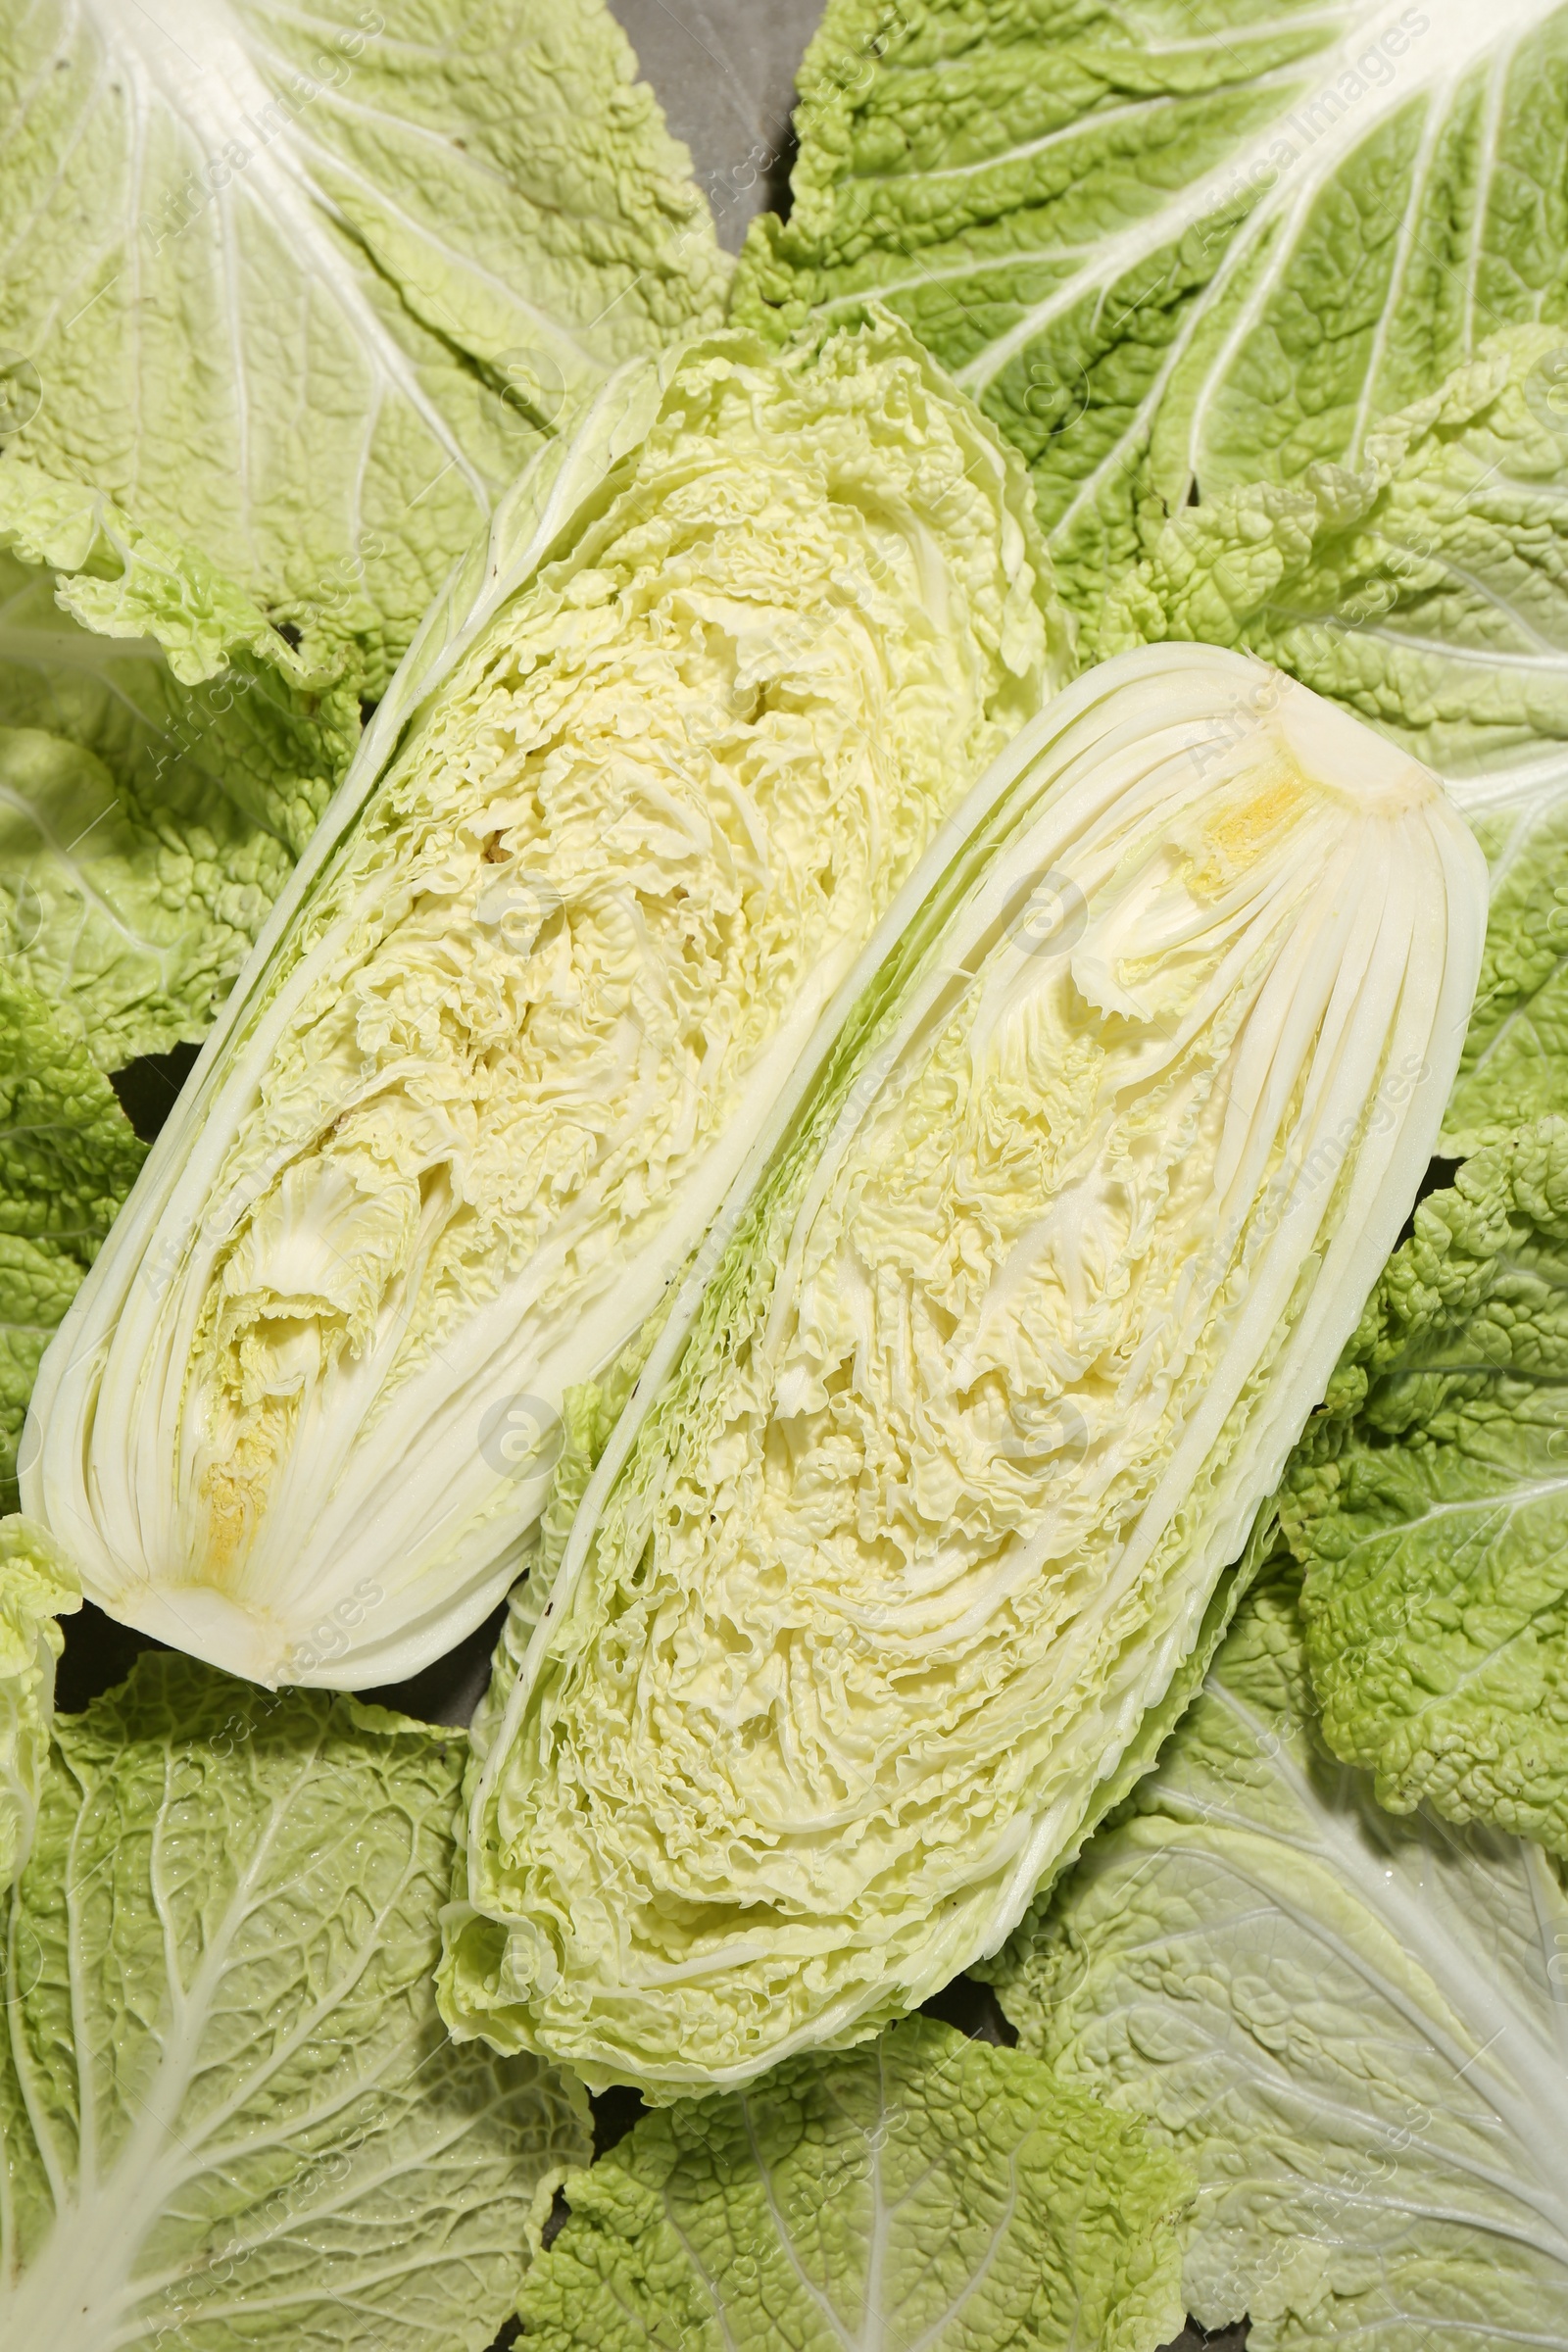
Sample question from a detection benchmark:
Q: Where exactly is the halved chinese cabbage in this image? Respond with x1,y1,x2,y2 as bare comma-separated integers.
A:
24,320,1062,1689
442,644,1488,2096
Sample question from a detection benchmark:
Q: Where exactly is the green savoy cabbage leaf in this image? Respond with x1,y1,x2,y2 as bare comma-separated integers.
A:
27,318,1065,1692
514,2015,1190,2352
1093,327,1568,784
444,644,1484,2096
0,0,729,690
0,1515,77,1889
1282,1114,1568,1852
0,720,288,1076
1445,781,1568,1152
0,459,365,1068
987,1558,1568,2352
732,0,1568,628
0,1651,590,2350
0,969,145,1511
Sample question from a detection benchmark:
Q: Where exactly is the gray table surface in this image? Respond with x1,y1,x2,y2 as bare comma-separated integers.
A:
608,0,828,251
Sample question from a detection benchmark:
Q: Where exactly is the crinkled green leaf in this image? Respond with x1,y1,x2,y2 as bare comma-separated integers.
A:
1446,796,1568,1149
0,1514,77,1889
1282,1115,1568,1852
990,1561,1568,2351
1093,328,1568,772
1446,779,1568,1152
514,2016,1189,2352
0,723,286,1072
0,457,323,690
0,967,144,1509
733,0,1568,628
0,1240,81,1522
0,0,729,688
0,1651,590,2351
0,459,366,1066
0,453,362,854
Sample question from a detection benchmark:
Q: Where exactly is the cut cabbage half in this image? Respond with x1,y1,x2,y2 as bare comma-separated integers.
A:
442,643,1488,2096
24,321,1063,1688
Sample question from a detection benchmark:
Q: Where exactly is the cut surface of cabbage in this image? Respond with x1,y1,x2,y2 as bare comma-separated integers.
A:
442,644,1488,2096
25,322,1061,1688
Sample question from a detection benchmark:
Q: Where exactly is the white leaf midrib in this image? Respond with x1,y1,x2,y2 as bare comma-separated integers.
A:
70,0,492,560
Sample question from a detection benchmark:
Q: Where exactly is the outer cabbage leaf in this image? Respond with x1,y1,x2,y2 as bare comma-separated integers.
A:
0,1651,590,2351
513,2015,1190,2352
0,722,295,1074
988,1561,1568,2352
0,460,365,1067
0,968,145,1510
0,0,729,688
444,644,1485,2095
0,1514,77,1888
1282,1115,1568,1851
732,0,1568,626
27,318,1065,1690
1445,784,1568,1149
1094,328,1568,782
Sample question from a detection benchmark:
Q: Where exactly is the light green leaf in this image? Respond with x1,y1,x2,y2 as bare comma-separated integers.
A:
514,2015,1189,2352
0,0,729,687
0,1652,590,2351
0,1514,77,1889
0,458,367,1066
0,452,363,856
1282,1114,1568,1853
0,456,317,689
1444,777,1568,1150
1092,328,1568,773
735,0,1568,623
0,724,285,1072
0,967,145,1508
989,1562,1568,2351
